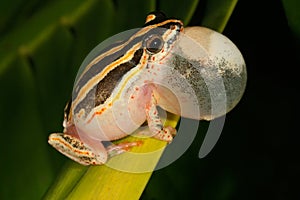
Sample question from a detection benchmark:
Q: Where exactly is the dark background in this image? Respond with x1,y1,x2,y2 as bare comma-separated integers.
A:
142,0,299,199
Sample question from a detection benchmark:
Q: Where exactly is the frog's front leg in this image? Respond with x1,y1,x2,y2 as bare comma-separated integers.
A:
145,93,177,143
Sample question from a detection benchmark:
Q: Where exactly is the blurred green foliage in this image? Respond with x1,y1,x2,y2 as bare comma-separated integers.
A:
0,0,298,199
282,0,300,41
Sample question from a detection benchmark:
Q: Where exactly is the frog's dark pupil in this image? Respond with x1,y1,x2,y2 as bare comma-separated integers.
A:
151,38,162,49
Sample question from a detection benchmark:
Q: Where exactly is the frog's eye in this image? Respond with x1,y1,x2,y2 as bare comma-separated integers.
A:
145,34,164,54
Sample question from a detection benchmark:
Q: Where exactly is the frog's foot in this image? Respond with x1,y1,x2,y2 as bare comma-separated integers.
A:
152,126,176,143
48,133,107,166
145,94,177,143
106,141,143,158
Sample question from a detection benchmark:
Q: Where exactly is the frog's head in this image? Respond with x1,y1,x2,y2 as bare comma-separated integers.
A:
142,11,184,62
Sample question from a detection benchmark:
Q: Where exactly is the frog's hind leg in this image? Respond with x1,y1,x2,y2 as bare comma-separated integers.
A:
144,93,177,143
48,133,108,166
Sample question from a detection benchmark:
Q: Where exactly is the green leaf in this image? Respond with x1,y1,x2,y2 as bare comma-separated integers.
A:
113,0,156,31
159,0,199,24
0,56,53,200
43,162,88,200
201,0,238,32
0,0,100,75
0,0,53,35
282,0,300,40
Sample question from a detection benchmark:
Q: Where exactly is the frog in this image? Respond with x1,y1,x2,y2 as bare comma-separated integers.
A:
48,11,247,166
48,12,184,165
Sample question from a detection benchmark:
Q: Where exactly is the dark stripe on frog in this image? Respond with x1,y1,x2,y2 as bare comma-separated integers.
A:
72,34,145,101
95,48,143,106
74,49,143,116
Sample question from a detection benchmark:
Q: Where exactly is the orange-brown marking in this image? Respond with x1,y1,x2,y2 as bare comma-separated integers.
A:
145,14,156,23
86,110,105,124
